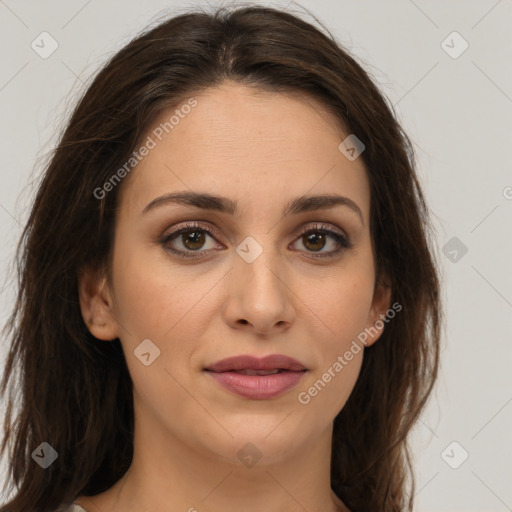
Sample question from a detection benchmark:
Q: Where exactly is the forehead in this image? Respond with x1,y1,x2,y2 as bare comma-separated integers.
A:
118,81,370,220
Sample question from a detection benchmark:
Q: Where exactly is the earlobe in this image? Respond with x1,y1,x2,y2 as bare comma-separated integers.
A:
77,266,119,341
364,277,392,348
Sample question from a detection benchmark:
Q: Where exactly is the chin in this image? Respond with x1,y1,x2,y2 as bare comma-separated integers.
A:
197,420,313,468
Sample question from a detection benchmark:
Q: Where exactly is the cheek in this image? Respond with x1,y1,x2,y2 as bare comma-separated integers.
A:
109,239,226,392
110,240,210,342
294,280,370,419
301,266,375,348
297,351,363,421
293,260,375,412
108,244,210,416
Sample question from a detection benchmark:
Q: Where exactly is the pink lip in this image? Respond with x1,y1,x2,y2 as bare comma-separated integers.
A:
205,354,307,372
204,354,307,400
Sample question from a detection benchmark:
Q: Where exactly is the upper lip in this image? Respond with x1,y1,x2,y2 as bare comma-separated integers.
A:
205,354,307,372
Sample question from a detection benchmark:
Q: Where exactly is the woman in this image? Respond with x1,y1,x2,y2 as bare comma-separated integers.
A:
0,4,441,512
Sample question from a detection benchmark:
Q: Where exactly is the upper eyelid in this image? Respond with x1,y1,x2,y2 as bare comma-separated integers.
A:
295,223,346,238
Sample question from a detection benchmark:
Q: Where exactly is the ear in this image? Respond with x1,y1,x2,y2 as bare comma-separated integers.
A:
363,274,392,348
78,265,119,341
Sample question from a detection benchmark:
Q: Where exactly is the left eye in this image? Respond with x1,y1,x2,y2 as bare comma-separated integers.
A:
291,227,350,256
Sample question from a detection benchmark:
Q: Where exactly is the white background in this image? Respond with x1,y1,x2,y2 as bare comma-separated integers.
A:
0,1,511,511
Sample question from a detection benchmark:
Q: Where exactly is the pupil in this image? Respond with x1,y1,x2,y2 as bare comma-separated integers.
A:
304,232,325,251
183,230,204,250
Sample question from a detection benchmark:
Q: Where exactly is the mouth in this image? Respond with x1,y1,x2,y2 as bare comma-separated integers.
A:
219,368,289,375
204,354,307,399
204,354,307,373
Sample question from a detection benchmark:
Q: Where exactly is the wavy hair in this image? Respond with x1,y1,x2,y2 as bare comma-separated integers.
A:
0,4,441,511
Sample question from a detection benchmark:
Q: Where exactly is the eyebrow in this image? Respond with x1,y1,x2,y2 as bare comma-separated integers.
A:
142,191,364,224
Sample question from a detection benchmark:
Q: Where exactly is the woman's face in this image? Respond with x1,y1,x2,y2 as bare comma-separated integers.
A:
81,81,390,466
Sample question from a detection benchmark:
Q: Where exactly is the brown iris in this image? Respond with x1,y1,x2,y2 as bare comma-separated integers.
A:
181,230,206,250
302,232,326,252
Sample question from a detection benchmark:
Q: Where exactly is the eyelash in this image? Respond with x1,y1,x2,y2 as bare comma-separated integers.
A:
159,222,352,260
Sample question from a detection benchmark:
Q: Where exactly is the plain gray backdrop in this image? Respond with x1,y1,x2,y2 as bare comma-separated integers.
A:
0,1,511,511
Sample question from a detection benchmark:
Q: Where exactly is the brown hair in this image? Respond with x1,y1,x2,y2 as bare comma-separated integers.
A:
0,4,441,511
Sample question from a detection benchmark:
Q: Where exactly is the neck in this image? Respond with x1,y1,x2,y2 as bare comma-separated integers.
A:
76,408,348,512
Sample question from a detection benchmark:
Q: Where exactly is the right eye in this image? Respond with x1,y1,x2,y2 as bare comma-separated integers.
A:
160,222,223,259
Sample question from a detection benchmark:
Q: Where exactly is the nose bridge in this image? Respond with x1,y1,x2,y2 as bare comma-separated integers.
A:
234,233,284,293
225,232,294,331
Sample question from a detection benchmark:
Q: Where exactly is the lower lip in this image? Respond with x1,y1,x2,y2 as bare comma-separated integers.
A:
205,370,307,399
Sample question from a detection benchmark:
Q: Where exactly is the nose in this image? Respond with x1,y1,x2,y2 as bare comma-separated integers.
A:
222,246,295,336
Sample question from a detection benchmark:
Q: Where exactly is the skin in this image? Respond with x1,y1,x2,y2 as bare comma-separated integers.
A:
77,81,391,512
